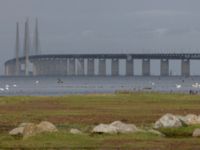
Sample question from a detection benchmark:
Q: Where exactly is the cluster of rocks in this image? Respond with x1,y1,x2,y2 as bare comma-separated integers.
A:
92,121,163,136
92,121,140,134
9,120,164,139
154,113,200,137
154,113,200,128
9,121,58,139
9,114,200,139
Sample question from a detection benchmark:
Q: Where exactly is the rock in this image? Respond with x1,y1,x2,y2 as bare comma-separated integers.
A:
92,124,118,134
23,123,38,139
9,123,34,137
154,113,183,128
70,128,82,134
36,121,58,133
9,127,24,136
182,114,200,125
110,121,139,133
92,121,140,134
147,129,165,136
9,121,58,139
193,128,200,137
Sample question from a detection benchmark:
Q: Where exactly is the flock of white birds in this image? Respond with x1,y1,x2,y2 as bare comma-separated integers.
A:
0,80,40,92
0,79,199,93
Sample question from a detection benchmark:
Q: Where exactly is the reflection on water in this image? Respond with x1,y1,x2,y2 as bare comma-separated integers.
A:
0,76,199,96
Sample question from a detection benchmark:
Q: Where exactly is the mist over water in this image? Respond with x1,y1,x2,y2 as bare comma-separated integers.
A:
0,76,199,96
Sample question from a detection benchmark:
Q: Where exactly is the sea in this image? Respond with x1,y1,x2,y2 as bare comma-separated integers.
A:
0,76,200,96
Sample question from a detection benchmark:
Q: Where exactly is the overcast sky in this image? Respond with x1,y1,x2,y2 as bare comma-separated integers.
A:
1,0,200,74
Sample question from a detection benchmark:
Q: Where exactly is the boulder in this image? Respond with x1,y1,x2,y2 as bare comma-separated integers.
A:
110,121,139,133
23,121,58,139
9,121,58,139
193,128,200,137
92,121,140,134
70,128,82,134
9,127,24,136
182,114,200,125
36,121,58,133
154,113,183,128
23,123,38,139
92,124,118,134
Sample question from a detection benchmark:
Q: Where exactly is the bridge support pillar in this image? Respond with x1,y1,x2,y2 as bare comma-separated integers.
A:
87,58,95,76
7,62,16,76
126,58,133,76
77,58,84,75
111,58,119,76
32,63,36,76
61,59,68,75
142,59,150,76
5,64,13,76
181,59,190,77
160,59,169,76
34,60,43,75
99,59,106,76
68,58,75,76
4,64,8,76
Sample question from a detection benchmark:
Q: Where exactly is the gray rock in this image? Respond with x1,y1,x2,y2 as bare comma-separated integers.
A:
193,128,200,137
9,127,24,136
183,114,200,125
23,123,38,139
110,121,139,133
92,121,139,134
154,113,183,128
9,121,58,139
92,124,118,134
36,121,58,133
23,121,58,139
70,128,82,134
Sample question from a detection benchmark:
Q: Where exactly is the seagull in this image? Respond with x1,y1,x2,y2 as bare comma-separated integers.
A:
176,84,181,89
13,84,17,87
0,88,4,91
35,80,39,84
192,83,199,88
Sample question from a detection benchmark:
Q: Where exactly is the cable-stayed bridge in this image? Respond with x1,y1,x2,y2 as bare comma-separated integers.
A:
4,20,200,76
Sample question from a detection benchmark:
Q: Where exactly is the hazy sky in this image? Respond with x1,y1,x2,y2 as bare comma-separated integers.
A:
1,0,200,74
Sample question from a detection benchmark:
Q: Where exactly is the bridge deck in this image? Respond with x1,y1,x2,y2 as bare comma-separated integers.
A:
5,53,200,65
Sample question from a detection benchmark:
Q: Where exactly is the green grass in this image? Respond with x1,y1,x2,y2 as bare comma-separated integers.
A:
158,125,200,137
0,93,200,149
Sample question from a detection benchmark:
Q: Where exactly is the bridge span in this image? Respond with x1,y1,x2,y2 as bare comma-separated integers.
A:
5,53,200,76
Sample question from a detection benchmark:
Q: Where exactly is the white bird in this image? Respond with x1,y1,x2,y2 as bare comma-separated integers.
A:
35,80,39,84
5,87,9,91
0,88,4,91
176,84,181,89
5,84,9,88
13,84,17,87
151,82,155,86
192,83,199,88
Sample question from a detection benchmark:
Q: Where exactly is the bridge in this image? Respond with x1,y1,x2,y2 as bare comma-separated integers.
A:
5,19,200,77
5,53,200,76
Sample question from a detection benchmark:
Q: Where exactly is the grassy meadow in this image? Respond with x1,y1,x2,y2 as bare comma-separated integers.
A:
0,93,200,149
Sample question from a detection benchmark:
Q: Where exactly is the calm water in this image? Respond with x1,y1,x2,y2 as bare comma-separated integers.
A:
0,76,200,96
